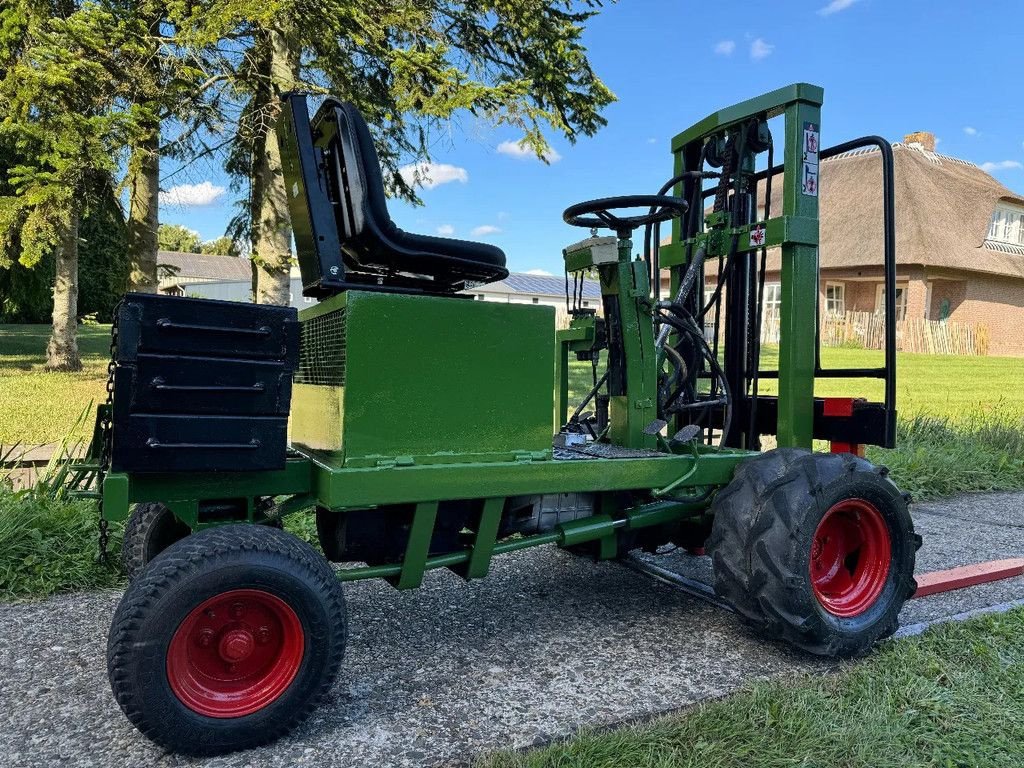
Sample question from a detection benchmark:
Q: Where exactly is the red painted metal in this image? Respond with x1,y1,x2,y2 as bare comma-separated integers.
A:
167,588,305,718
810,498,892,617
829,441,866,457
913,559,1024,598
822,397,855,417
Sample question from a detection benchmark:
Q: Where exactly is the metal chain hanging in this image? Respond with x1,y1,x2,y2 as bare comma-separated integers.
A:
97,304,120,565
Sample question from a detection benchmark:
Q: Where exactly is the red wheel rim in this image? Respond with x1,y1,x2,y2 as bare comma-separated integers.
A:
809,498,892,618
166,589,304,718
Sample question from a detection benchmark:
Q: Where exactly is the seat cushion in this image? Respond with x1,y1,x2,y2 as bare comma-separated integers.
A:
324,101,508,286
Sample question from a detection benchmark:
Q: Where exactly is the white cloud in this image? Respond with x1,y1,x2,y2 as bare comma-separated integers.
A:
524,268,553,276
750,38,774,60
398,162,469,190
980,160,1023,172
646,137,658,145
963,126,979,136
714,40,736,55
160,181,225,207
471,224,502,237
436,224,455,236
818,0,860,15
497,139,562,163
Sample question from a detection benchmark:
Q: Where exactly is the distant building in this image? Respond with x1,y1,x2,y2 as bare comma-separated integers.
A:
158,253,601,313
158,251,252,294
468,272,601,311
660,132,1024,355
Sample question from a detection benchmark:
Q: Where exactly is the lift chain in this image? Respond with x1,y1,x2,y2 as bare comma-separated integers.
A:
97,305,120,565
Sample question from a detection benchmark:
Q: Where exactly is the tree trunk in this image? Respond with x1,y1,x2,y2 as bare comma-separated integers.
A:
126,127,160,293
252,26,298,306
46,204,82,371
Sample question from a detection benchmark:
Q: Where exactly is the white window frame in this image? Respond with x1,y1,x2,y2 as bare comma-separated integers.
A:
876,283,908,321
989,204,1024,246
762,282,782,318
824,281,845,315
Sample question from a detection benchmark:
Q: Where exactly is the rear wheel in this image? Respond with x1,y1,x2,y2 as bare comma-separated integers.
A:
707,449,919,657
107,524,347,755
121,502,190,580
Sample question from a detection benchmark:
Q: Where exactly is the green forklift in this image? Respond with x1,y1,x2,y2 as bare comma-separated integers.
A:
87,83,918,755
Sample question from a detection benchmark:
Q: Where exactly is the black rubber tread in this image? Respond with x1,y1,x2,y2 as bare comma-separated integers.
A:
107,524,347,756
707,449,919,658
120,502,191,581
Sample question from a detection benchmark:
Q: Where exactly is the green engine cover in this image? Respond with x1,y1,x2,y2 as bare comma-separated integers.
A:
292,290,555,468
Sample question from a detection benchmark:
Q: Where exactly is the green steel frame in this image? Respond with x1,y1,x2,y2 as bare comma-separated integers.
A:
661,82,823,449
93,83,827,591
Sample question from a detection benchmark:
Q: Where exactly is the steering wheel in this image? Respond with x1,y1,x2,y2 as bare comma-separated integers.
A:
563,194,688,235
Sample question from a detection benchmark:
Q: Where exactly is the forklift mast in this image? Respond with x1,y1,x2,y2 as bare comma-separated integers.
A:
658,83,897,451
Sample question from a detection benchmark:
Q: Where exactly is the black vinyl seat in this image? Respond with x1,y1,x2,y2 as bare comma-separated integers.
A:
312,99,508,291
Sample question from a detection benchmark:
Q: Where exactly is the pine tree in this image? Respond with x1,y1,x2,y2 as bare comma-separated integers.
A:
215,0,615,304
0,0,140,369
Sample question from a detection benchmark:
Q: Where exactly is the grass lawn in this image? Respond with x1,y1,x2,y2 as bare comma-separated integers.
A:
3,324,1024,500
0,324,111,445
567,345,1024,423
480,607,1024,768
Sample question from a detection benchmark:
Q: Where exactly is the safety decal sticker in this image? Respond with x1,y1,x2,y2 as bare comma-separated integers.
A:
802,122,819,197
749,224,766,248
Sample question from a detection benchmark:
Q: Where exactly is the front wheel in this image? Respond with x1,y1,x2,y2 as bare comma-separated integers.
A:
121,502,190,580
707,449,919,658
107,524,347,755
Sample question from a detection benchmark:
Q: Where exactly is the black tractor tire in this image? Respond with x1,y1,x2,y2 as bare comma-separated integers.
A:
107,524,347,756
707,448,919,658
121,502,191,580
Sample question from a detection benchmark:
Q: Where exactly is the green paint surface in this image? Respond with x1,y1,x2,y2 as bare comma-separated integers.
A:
292,291,556,467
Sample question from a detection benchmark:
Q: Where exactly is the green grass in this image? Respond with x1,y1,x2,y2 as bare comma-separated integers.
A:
869,414,1024,501
0,324,111,444
0,485,125,601
568,346,1024,424
480,608,1024,768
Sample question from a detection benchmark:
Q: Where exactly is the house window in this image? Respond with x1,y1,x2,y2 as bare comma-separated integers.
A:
762,283,782,317
532,297,540,304
825,282,845,315
875,284,908,321
477,294,486,300
582,300,590,307
988,204,1024,246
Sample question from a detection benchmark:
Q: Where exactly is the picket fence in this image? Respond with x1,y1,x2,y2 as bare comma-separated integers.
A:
759,310,990,356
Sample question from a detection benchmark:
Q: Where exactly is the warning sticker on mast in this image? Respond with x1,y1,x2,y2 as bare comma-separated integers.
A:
802,122,819,197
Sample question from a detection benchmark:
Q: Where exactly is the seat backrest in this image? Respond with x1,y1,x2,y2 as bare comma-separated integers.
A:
277,92,346,295
319,101,397,243
278,92,508,297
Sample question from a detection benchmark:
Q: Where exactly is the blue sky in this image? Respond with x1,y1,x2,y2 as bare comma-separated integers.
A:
160,0,1024,274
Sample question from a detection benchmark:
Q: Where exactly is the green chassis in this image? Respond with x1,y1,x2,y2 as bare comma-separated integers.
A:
87,83,828,590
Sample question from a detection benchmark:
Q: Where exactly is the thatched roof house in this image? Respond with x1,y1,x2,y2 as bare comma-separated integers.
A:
683,133,1024,355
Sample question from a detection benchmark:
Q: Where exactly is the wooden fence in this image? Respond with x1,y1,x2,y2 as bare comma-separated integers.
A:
757,310,990,356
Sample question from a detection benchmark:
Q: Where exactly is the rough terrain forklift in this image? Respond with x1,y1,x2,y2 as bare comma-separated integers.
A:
82,83,918,755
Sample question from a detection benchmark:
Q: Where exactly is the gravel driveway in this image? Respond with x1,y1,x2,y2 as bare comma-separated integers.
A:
2,492,1022,768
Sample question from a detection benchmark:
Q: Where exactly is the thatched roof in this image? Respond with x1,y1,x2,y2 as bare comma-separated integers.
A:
758,143,1024,278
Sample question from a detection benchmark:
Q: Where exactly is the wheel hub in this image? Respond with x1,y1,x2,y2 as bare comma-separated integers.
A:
219,629,256,663
809,498,892,618
167,589,304,718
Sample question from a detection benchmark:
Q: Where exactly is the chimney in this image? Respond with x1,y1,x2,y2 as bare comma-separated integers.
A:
904,131,936,152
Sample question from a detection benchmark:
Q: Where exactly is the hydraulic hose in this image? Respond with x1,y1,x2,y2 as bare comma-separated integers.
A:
656,245,707,353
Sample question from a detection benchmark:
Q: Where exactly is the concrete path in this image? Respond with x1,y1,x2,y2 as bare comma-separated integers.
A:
2,492,1022,768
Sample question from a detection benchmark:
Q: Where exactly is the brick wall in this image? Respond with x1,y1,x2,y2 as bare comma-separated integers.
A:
691,264,1024,356
950,274,1024,356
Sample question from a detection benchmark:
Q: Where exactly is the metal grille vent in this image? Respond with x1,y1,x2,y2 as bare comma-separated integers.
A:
295,308,346,386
